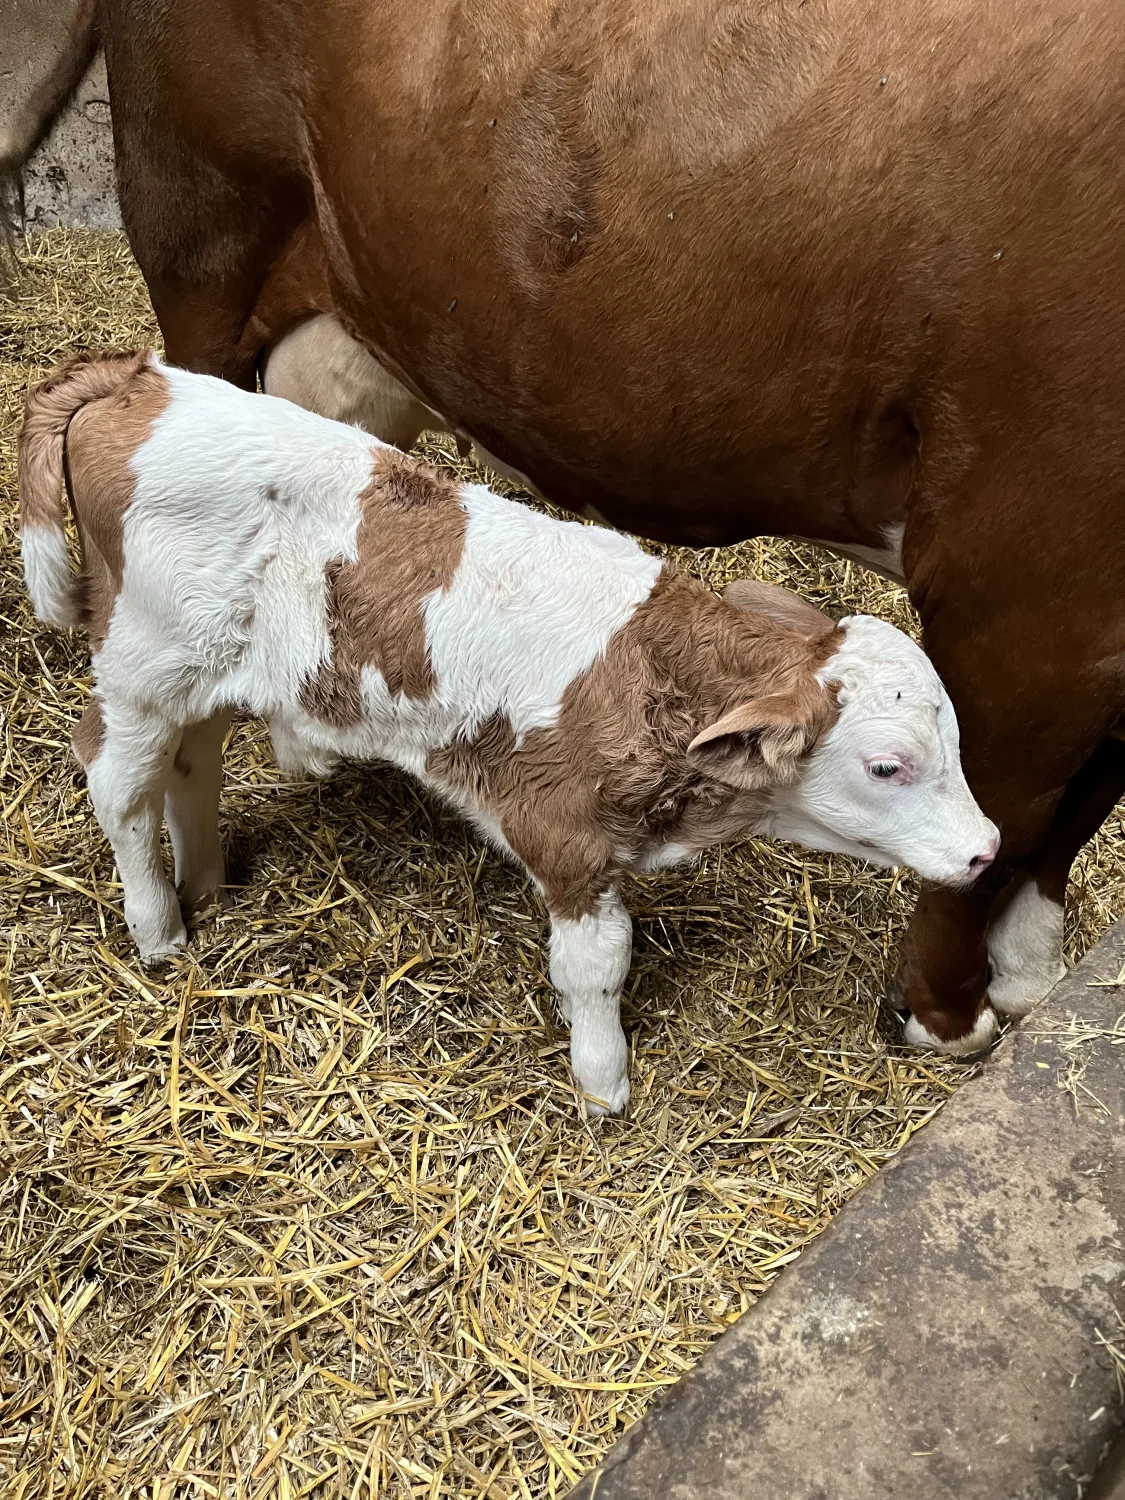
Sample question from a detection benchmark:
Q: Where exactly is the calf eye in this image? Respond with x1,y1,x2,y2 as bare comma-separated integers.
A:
868,761,901,780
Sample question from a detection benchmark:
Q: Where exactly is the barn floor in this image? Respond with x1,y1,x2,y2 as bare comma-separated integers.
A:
1,230,1122,1500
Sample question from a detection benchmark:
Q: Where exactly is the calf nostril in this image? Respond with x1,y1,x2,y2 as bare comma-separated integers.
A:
968,832,1001,876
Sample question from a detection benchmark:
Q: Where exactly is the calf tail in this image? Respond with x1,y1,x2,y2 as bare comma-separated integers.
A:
19,348,150,628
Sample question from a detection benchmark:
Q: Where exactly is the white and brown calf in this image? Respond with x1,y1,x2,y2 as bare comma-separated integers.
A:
19,351,999,1113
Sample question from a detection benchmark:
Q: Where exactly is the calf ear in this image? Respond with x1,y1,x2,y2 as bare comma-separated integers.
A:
723,578,834,638
687,689,825,790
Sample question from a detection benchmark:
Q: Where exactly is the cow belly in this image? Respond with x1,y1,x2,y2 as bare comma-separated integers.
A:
265,314,548,499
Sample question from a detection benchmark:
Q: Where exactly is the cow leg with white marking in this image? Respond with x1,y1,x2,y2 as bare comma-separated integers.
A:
164,709,233,907
986,874,1065,1018
85,707,186,961
897,466,1125,1049
549,890,633,1117
988,735,1125,1017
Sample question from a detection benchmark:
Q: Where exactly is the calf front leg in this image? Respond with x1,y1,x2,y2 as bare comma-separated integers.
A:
164,709,233,906
83,705,185,962
549,889,633,1117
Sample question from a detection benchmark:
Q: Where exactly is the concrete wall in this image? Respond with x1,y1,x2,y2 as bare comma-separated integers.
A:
1,0,119,228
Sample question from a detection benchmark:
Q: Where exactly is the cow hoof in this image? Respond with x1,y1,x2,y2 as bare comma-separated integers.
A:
988,962,1066,1018
902,1005,999,1056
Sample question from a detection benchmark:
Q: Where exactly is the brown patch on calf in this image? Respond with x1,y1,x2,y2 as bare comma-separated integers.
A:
19,349,153,538
429,567,842,919
300,447,467,723
71,696,105,767
59,356,172,649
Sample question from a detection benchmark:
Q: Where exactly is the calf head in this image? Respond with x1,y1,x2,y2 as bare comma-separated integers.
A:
689,581,998,887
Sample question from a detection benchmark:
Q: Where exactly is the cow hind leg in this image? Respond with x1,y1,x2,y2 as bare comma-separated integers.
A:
108,82,305,385
136,190,294,386
84,706,186,962
164,709,233,907
262,314,437,448
988,736,1125,1017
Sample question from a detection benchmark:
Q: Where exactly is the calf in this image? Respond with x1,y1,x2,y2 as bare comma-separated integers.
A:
19,351,998,1114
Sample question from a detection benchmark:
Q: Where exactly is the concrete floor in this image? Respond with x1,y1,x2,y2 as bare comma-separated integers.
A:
569,919,1125,1499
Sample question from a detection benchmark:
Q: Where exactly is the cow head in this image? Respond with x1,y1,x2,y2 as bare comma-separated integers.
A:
691,581,999,887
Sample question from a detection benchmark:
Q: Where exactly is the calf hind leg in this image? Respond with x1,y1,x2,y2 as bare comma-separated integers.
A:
164,709,233,906
83,706,185,961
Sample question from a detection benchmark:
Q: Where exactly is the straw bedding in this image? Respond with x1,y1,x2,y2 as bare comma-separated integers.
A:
1,229,1122,1499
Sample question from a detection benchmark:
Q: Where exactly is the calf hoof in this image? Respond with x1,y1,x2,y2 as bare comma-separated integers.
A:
902,1003,999,1056
137,929,188,966
179,880,231,913
574,1059,630,1117
580,1076,630,1118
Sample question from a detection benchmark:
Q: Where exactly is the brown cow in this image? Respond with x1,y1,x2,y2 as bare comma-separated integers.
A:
8,0,1125,1050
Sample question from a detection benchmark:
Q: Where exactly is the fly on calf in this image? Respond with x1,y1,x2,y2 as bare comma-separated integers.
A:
19,351,998,1114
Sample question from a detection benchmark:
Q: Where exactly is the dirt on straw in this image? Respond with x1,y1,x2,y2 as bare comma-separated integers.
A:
0,229,1122,1499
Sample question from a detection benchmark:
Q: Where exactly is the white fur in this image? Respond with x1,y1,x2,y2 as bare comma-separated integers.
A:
85,700,186,960
165,710,232,904
758,615,999,887
904,1004,999,1055
634,841,696,872
987,876,1066,1017
550,891,633,1115
21,525,82,629
424,486,660,740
